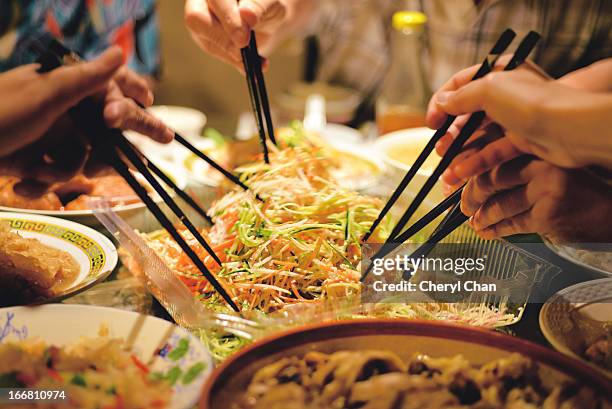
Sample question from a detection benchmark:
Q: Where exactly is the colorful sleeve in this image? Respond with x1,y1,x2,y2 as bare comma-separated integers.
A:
113,5,161,78
83,0,161,78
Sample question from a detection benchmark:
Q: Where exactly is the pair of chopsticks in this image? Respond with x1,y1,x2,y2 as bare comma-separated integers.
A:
29,33,253,201
30,37,241,312
240,32,277,163
361,30,541,281
363,28,516,242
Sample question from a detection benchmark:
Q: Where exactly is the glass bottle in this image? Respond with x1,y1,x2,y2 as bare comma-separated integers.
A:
376,11,430,135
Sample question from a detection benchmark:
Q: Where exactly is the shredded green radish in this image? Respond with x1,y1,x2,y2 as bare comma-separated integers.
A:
139,128,518,360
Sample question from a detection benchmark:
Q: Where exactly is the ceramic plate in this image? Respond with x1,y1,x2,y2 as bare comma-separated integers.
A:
201,319,611,408
0,304,213,409
0,170,188,228
540,278,612,376
543,239,612,276
0,211,117,303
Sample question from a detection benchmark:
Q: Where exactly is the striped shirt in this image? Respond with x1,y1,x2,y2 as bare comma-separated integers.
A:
309,0,612,102
0,0,160,77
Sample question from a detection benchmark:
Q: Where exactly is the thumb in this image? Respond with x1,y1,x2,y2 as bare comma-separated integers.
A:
434,76,493,116
48,47,123,110
239,0,285,29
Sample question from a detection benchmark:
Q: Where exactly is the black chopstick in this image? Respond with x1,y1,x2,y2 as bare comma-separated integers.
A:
247,34,276,146
361,31,540,281
399,211,468,280
103,143,240,312
361,186,463,281
383,31,540,244
30,36,240,312
114,136,222,267
362,28,516,241
173,133,263,201
241,44,270,164
134,143,214,225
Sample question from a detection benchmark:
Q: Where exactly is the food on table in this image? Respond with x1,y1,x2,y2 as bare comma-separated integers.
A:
144,145,386,314
136,145,516,360
584,336,611,371
237,350,607,409
276,121,382,190
0,223,79,305
0,327,172,409
0,174,141,212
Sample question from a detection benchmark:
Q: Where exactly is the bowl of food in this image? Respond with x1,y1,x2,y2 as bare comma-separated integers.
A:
0,211,117,306
200,319,611,409
0,168,189,229
374,127,444,202
540,278,612,376
0,304,213,409
106,144,555,362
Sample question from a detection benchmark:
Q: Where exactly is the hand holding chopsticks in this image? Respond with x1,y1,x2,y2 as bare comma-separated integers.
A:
362,28,517,242
241,31,277,164
361,30,541,281
30,37,241,312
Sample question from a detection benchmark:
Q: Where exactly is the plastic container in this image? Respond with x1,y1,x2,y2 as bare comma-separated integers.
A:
93,188,560,331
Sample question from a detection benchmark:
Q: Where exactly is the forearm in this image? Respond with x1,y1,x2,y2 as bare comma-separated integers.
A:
557,93,612,169
559,58,612,93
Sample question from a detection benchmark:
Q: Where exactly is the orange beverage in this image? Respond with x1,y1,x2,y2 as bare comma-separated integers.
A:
377,105,426,135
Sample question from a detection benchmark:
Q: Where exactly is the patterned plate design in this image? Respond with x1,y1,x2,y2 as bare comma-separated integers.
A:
0,211,118,303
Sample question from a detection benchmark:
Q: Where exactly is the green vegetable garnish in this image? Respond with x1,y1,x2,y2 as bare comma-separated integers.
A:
71,374,87,387
167,338,189,361
182,362,207,384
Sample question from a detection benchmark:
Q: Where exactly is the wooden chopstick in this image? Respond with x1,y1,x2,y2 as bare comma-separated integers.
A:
382,31,540,245
362,29,517,241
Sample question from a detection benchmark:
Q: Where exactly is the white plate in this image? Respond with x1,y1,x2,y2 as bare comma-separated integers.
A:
0,304,213,409
540,278,612,376
0,211,117,303
544,239,612,276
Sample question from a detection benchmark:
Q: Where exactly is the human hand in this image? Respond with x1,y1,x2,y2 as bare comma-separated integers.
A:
185,0,311,71
428,62,612,174
0,47,173,187
460,155,612,243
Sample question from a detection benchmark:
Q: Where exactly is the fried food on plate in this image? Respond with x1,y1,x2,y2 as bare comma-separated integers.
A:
0,223,79,305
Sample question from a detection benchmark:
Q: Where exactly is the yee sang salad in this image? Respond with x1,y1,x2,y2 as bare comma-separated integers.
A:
139,141,517,358
144,146,386,313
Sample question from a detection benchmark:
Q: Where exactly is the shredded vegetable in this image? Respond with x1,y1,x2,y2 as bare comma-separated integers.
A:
141,141,518,359
145,145,387,313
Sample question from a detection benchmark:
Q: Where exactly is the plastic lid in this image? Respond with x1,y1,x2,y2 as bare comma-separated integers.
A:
392,11,427,30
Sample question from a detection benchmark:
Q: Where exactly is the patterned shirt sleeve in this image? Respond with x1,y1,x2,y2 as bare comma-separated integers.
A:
0,0,161,78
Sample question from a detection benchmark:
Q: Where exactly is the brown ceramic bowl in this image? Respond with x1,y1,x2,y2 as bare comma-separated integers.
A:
200,319,612,408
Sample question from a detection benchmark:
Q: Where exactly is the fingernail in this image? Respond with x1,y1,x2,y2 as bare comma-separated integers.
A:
436,91,452,104
147,91,154,106
232,28,249,47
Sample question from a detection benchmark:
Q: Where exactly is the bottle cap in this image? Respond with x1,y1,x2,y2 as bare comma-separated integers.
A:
392,11,427,31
